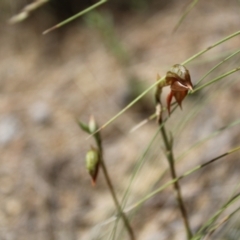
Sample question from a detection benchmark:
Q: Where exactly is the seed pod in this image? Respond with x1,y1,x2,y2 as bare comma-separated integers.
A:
166,64,193,114
85,149,100,186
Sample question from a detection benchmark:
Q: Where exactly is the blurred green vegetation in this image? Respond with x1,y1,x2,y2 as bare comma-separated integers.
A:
4,0,174,27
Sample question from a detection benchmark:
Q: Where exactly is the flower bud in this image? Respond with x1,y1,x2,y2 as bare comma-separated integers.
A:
85,149,100,186
88,115,98,134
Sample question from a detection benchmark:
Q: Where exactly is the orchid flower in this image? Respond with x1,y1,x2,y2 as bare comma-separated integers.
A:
166,64,193,114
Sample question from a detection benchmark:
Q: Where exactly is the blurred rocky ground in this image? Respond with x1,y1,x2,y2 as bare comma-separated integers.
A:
0,0,240,239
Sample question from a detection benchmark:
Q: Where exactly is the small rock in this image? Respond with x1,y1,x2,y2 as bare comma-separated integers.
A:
28,101,51,125
0,115,21,145
5,198,22,216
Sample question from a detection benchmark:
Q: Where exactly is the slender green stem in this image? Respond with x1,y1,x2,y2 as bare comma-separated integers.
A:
158,116,193,239
173,0,199,32
195,49,240,86
177,119,240,161
95,133,135,240
203,205,240,240
192,67,240,92
192,192,240,240
43,0,107,34
182,31,240,65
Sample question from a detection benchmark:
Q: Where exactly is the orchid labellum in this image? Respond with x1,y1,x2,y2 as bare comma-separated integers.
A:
165,64,193,114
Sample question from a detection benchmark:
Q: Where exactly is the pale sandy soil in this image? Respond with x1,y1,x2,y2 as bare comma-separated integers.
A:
0,0,240,239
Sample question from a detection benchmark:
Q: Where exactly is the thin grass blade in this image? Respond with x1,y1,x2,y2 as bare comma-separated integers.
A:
173,0,199,32
193,67,240,92
43,0,107,34
195,49,240,86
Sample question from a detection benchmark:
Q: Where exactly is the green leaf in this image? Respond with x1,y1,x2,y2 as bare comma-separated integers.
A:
78,120,91,134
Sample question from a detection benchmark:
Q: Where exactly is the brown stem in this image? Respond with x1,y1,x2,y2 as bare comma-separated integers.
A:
159,117,192,239
96,135,135,240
